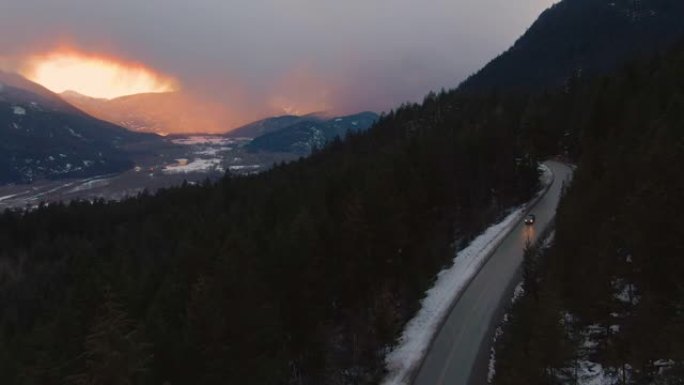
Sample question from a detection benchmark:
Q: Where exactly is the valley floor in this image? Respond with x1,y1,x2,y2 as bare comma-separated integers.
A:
0,135,298,210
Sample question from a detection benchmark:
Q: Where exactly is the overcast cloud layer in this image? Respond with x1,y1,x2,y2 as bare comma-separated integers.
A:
0,0,557,128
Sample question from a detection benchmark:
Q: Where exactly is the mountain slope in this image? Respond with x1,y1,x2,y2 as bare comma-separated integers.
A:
460,0,684,92
246,112,378,154
226,113,326,138
0,74,158,183
0,71,82,114
62,91,228,135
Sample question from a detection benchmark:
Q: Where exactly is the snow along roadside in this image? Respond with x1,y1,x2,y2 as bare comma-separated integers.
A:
381,164,553,385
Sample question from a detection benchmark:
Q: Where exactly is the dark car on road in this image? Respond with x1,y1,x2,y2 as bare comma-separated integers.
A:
524,214,536,225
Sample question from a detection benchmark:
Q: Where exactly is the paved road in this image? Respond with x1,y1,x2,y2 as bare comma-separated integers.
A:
412,161,573,385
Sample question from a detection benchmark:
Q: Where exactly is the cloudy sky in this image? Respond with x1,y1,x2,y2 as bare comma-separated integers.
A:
0,0,557,129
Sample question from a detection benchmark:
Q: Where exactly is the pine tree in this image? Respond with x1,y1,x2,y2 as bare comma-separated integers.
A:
66,289,152,385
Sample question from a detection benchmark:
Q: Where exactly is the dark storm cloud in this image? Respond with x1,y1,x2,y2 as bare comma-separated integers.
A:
0,0,556,127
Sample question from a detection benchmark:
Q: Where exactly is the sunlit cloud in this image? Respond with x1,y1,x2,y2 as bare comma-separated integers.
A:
20,48,178,99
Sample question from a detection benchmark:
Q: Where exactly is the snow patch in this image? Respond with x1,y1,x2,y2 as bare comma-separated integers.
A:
196,147,231,156
554,313,631,385
487,281,526,383
163,158,222,174
539,164,553,187
171,136,233,146
511,282,525,303
66,126,83,139
654,359,675,375
0,194,19,203
574,360,613,385
612,279,640,306
228,165,262,171
67,177,111,194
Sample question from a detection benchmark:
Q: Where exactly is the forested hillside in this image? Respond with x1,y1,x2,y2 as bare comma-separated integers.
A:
460,0,684,92
246,112,379,155
0,89,539,384
0,75,158,184
491,42,684,384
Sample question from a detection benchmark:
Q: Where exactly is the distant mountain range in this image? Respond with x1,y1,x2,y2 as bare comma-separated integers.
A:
0,72,158,184
61,91,227,135
460,0,684,92
244,112,379,155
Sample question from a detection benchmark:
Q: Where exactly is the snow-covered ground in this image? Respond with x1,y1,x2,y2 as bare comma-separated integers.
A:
165,136,255,173
196,147,231,156
170,136,235,146
381,207,524,385
163,158,224,174
555,318,627,385
0,194,19,203
539,164,553,191
66,176,112,194
555,313,677,385
228,165,261,172
612,278,640,306
0,134,297,210
381,163,554,385
487,281,525,383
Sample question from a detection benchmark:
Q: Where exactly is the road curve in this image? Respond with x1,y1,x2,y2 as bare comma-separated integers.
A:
412,160,573,385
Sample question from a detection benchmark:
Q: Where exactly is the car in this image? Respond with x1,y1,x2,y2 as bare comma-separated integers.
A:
524,214,536,225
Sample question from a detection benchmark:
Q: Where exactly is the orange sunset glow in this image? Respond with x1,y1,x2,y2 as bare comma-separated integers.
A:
21,50,178,99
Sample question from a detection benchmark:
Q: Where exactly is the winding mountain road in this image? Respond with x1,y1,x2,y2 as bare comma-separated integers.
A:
412,160,573,385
